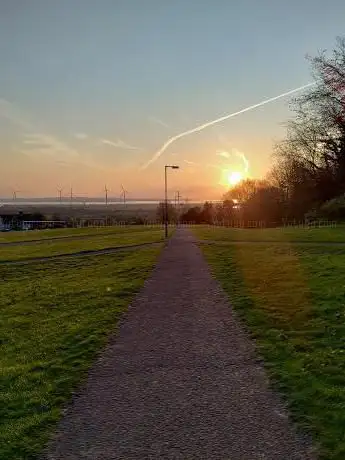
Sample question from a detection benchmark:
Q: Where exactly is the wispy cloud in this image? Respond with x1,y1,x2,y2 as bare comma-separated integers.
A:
0,99,78,161
21,133,79,161
0,98,110,172
0,98,33,131
216,147,250,174
207,163,222,170
101,138,140,150
23,136,46,145
148,116,170,129
22,133,78,158
184,159,197,165
216,150,230,159
74,132,88,140
230,148,250,173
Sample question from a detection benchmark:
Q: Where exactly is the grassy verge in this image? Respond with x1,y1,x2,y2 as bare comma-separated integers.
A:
0,245,162,460
195,224,345,242
0,225,165,244
0,229,167,262
193,226,345,460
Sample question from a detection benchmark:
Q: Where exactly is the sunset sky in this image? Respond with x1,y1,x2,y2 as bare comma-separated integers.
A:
1,0,345,200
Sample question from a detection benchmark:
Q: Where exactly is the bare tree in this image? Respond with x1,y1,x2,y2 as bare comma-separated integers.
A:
223,178,269,204
272,36,345,217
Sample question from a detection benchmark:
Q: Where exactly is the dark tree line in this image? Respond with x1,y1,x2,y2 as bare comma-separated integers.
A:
0,211,45,228
269,36,345,221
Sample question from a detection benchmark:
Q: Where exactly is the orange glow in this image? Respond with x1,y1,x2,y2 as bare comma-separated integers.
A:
227,171,243,186
219,169,245,187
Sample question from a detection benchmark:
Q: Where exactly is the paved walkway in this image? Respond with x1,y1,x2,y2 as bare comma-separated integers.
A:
44,229,316,460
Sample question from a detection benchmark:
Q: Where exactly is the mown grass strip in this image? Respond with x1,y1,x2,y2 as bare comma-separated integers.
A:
0,229,166,262
0,225,165,244
194,226,345,460
194,224,345,243
0,245,162,460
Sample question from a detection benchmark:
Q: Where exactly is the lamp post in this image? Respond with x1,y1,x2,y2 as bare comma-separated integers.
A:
164,165,179,238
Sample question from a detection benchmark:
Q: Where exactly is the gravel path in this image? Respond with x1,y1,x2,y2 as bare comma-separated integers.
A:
43,228,316,460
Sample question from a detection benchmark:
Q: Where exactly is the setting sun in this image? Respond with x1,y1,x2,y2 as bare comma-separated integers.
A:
227,171,243,186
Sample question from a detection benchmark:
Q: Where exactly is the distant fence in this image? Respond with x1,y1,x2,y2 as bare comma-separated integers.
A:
12,220,67,230
283,220,337,228
17,220,168,230
209,220,337,229
2,219,338,232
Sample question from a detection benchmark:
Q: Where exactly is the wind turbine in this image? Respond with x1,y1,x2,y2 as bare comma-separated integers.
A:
11,189,21,201
57,187,63,204
120,184,129,206
70,187,73,206
104,185,110,206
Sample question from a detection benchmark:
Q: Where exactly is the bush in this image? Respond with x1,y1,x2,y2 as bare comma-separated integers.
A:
319,194,345,220
304,208,321,223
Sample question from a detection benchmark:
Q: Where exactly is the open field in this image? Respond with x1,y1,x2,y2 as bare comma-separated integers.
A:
0,227,169,262
193,226,345,460
0,245,163,460
0,224,165,244
196,224,345,243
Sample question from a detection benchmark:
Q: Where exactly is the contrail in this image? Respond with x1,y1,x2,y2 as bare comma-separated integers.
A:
141,82,316,169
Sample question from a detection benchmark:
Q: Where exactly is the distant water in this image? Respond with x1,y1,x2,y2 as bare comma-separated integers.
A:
0,200,160,206
0,199,220,207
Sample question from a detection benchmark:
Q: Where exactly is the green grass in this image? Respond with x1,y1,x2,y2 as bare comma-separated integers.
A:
0,225,164,244
195,224,345,242
193,226,345,460
0,245,163,460
0,228,168,262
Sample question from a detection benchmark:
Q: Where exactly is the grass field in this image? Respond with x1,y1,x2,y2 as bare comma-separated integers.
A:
196,224,345,242
0,245,163,460
0,227,168,262
0,224,164,244
193,226,345,460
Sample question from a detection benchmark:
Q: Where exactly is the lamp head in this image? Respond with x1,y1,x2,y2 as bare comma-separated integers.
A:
165,164,180,169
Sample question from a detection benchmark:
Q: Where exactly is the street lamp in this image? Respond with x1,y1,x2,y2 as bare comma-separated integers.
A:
164,165,179,238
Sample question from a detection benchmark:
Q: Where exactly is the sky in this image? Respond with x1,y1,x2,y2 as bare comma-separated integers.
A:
1,0,345,200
